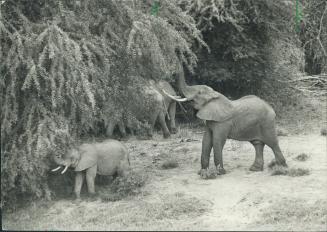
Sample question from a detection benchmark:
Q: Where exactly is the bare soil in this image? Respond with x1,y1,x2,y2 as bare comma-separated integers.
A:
3,128,327,231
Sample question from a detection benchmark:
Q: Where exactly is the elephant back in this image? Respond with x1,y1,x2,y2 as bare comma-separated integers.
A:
95,140,129,175
232,95,276,126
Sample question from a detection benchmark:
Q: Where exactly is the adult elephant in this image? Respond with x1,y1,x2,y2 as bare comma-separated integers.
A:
52,140,130,199
150,79,177,134
164,69,287,178
106,79,177,139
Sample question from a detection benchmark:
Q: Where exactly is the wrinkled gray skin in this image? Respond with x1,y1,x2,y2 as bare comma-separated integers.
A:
106,80,177,139
52,140,130,199
164,69,287,179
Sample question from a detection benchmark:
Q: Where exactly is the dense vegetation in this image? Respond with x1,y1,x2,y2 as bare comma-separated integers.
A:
1,0,326,208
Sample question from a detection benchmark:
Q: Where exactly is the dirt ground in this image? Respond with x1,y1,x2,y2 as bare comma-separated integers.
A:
3,126,327,231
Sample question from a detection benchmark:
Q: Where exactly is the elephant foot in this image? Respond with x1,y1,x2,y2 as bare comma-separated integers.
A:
73,198,82,204
163,132,171,138
87,192,99,201
268,159,288,169
279,159,288,167
250,163,264,171
170,128,177,134
198,168,211,179
216,166,226,175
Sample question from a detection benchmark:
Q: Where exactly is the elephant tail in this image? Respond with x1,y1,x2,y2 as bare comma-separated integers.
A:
127,153,131,166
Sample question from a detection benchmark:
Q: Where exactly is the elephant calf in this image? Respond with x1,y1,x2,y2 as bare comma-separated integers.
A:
52,139,130,199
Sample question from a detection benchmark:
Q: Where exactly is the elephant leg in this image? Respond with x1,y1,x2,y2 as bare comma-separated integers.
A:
269,142,287,167
74,171,85,199
118,121,127,138
158,111,171,138
249,140,265,171
199,126,213,179
168,102,177,134
86,165,97,195
212,122,229,175
106,121,116,138
262,124,287,167
148,110,159,138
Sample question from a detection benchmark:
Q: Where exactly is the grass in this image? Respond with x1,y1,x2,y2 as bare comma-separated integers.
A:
277,128,288,136
197,167,220,179
3,193,210,231
260,199,327,230
269,165,310,177
161,159,179,169
295,153,309,161
106,170,147,199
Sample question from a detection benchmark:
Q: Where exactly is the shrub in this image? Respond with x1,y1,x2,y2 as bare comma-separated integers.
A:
321,127,327,136
0,0,204,208
295,153,309,161
161,159,179,169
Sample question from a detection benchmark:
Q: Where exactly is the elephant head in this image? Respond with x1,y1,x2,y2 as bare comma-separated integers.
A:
52,147,97,174
163,68,235,122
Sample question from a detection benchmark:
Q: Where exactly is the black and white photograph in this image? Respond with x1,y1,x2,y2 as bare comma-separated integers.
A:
1,0,326,231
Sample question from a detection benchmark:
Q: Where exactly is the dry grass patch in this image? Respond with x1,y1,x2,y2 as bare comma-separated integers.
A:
260,199,327,230
98,170,147,202
269,164,310,177
295,153,309,161
161,159,179,169
3,192,211,231
277,128,288,136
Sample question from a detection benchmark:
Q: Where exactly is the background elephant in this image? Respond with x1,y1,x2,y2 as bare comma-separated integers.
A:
164,68,287,178
105,79,177,139
151,80,177,134
52,140,130,199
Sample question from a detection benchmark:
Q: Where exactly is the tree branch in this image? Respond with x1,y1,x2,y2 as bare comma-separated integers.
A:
316,1,327,56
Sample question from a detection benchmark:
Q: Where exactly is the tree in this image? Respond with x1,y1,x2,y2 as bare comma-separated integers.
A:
0,0,205,207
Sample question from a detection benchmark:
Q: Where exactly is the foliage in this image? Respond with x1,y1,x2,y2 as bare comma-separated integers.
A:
178,0,303,101
301,0,327,74
0,0,204,207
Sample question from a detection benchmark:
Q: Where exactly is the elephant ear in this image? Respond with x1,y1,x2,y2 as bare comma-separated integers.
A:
196,97,235,122
74,149,97,172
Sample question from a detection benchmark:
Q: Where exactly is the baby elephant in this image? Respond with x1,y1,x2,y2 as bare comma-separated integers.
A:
52,139,130,199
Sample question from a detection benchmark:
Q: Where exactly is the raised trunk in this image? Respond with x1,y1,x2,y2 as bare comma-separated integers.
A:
176,68,188,93
176,67,195,98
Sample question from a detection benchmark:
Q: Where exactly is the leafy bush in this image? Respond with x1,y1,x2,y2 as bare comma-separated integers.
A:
0,0,204,207
178,0,305,118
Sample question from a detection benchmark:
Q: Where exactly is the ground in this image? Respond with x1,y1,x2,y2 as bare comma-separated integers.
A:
3,127,327,230
2,96,327,230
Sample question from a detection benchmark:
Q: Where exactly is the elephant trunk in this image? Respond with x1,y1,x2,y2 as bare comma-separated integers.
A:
175,67,196,99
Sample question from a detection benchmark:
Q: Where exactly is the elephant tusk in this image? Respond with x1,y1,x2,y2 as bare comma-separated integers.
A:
61,165,69,174
51,166,62,172
162,89,188,102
